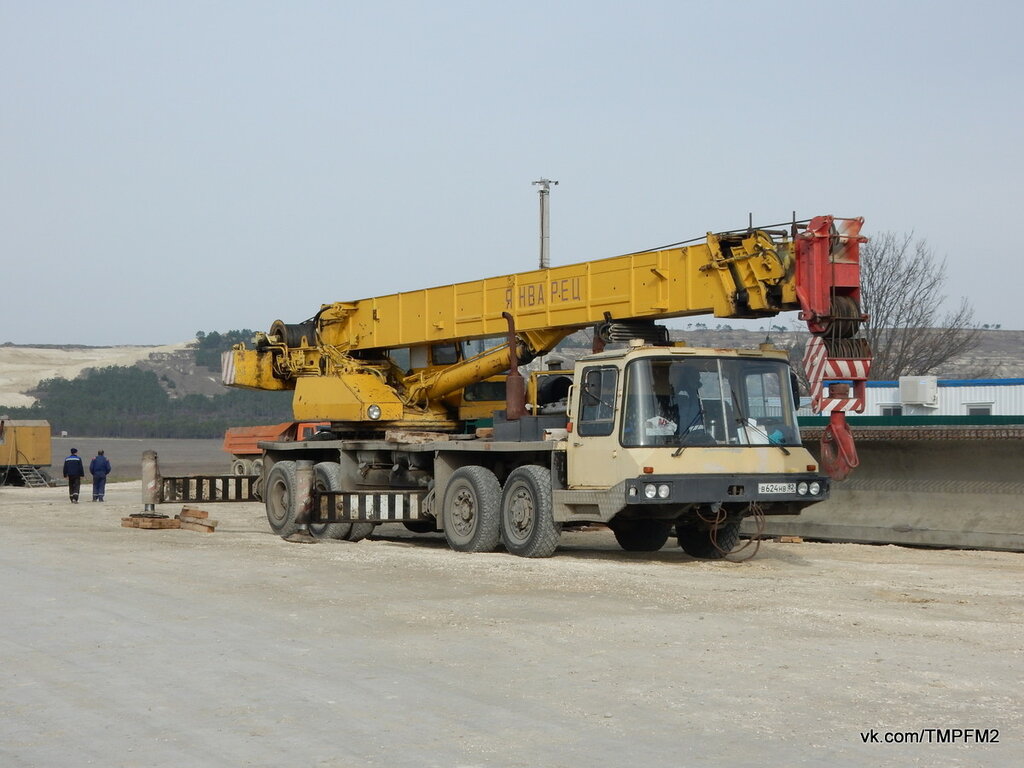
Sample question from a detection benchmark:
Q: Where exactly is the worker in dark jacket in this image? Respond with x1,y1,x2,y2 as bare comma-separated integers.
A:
63,448,86,503
89,449,112,502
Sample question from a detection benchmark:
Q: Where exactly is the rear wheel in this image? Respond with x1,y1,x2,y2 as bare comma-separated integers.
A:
231,458,250,476
500,465,560,558
265,461,301,538
346,522,375,542
676,517,742,559
611,519,672,552
403,520,435,534
307,462,352,540
443,466,501,552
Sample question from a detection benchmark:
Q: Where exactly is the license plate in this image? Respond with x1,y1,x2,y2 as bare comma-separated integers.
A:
758,482,796,494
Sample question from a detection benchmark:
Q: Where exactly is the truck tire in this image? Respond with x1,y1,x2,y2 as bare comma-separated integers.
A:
231,458,250,476
307,462,352,541
443,466,501,552
265,460,301,538
403,520,435,534
345,522,376,542
500,465,560,558
251,458,264,476
676,519,742,559
611,519,672,552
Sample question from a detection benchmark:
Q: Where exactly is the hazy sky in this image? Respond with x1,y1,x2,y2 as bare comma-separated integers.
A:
3,0,1022,346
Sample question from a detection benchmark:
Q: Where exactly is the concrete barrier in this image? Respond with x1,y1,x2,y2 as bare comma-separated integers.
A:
746,434,1024,551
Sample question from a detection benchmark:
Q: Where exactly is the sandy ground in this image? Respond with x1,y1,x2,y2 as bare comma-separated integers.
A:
1,483,1021,767
0,343,189,408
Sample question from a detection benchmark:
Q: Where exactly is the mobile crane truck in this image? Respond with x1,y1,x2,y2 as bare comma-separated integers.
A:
223,215,872,558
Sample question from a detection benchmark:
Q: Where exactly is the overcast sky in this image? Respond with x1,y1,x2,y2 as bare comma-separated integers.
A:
3,0,1022,346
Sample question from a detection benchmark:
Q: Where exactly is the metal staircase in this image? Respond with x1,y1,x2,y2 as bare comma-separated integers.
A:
14,465,50,487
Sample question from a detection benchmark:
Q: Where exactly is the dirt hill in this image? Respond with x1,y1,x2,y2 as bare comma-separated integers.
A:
0,341,224,408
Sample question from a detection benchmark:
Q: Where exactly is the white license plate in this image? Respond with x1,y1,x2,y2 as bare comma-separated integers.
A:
758,482,796,494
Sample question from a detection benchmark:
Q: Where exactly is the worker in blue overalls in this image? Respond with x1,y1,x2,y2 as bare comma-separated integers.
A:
62,448,85,503
89,449,112,502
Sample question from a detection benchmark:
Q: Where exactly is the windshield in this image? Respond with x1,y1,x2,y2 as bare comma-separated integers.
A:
620,357,801,448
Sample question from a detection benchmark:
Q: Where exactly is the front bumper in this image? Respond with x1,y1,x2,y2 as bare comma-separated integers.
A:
624,473,830,507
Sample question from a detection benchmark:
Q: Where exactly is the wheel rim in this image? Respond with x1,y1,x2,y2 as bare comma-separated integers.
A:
449,483,477,538
504,482,534,544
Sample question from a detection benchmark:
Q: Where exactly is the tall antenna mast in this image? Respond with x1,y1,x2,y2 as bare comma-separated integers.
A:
532,178,558,269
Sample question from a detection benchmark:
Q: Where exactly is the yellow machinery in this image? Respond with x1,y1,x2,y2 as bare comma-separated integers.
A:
225,215,872,558
0,419,52,487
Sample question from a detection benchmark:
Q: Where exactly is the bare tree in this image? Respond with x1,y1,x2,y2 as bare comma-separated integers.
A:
860,232,981,380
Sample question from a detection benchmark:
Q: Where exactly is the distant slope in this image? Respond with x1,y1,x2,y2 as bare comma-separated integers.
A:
0,343,190,407
0,341,228,408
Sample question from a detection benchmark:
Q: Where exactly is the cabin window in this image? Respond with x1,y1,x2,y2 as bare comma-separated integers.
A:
578,367,618,437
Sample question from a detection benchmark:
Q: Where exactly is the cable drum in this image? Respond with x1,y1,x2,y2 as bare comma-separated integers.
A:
597,321,670,345
812,295,863,339
821,337,872,360
269,320,317,348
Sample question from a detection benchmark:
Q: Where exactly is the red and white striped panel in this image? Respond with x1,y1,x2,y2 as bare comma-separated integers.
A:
803,337,870,415
814,396,866,414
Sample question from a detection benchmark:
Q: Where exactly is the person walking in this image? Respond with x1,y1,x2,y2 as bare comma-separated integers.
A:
89,449,112,502
63,448,86,503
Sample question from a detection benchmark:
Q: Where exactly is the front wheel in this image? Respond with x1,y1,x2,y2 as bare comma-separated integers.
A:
676,518,741,559
443,466,501,552
500,465,560,558
611,519,672,552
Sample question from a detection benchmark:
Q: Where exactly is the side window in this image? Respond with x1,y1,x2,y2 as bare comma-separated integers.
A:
881,405,903,417
578,367,617,437
744,372,768,419
431,343,459,366
388,347,411,372
967,404,992,416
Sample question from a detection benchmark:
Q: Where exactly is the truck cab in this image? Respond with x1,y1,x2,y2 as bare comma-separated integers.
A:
551,343,829,554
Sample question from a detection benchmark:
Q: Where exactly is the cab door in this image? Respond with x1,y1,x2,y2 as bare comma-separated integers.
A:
567,364,623,487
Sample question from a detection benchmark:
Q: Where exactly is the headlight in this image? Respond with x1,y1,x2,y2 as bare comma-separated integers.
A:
657,484,671,499
644,483,657,499
797,481,809,496
809,481,821,496
367,404,382,420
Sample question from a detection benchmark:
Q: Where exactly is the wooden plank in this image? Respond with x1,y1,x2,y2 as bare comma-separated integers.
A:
776,535,804,543
179,521,216,533
177,515,218,528
180,505,210,519
121,517,181,530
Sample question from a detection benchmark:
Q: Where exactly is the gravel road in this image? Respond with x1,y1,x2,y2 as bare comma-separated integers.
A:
1,483,1021,767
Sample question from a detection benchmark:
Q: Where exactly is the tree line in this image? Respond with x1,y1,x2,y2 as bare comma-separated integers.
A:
194,329,257,369
6,331,293,438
